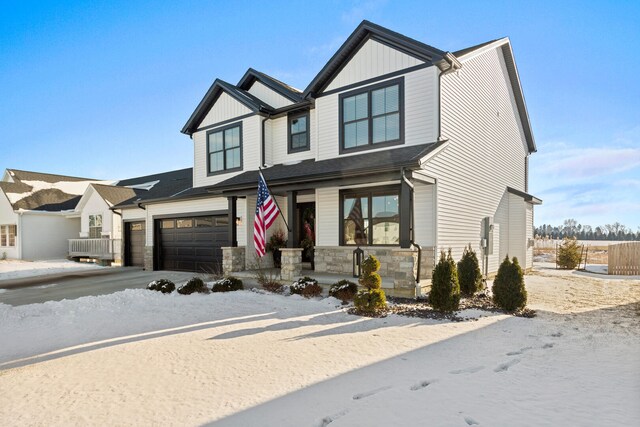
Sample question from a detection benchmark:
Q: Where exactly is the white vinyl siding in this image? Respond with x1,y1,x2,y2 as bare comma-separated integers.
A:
413,183,435,247
199,92,252,129
0,192,18,258
317,66,438,160
121,208,146,221
266,114,316,165
315,188,339,246
427,46,528,273
80,190,114,238
247,81,293,109
324,38,424,92
20,214,80,260
193,115,261,188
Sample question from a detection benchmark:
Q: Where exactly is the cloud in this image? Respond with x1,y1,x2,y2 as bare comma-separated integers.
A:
535,147,640,181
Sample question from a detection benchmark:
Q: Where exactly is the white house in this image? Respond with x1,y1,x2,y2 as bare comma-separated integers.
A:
0,169,108,260
113,21,540,297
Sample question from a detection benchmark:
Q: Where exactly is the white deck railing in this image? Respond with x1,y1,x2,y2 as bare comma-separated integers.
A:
68,238,121,259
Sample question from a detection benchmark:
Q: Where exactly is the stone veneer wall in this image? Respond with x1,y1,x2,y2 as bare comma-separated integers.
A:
222,247,246,275
144,246,153,271
314,246,436,298
280,248,302,281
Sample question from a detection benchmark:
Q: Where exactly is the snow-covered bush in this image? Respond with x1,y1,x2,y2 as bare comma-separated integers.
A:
329,280,358,302
557,237,581,269
146,279,175,294
492,256,527,311
457,244,483,296
290,276,322,298
429,249,460,312
177,277,209,295
211,277,244,293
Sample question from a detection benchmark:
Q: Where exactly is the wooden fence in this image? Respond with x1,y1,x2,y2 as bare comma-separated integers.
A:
608,242,640,275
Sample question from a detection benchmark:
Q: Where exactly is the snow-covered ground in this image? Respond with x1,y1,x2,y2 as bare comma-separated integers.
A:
0,265,638,426
0,259,103,281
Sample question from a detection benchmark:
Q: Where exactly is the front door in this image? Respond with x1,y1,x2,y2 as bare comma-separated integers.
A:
297,202,315,262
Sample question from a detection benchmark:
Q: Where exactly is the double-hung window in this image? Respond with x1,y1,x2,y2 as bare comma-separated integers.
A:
341,187,400,246
0,225,16,247
89,215,102,238
340,77,403,153
207,122,242,175
288,111,310,153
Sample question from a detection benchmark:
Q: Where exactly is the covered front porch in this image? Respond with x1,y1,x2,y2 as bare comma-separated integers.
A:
214,143,444,298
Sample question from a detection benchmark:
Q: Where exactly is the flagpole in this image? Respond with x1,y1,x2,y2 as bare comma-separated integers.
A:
258,167,291,233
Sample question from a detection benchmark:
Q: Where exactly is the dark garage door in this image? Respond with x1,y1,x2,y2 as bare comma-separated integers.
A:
156,215,229,273
125,221,145,267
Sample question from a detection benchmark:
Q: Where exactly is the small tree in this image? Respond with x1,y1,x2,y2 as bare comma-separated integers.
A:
557,237,581,269
457,244,483,296
354,255,386,314
429,249,460,312
492,256,527,311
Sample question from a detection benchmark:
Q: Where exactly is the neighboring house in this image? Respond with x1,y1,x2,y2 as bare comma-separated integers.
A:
71,168,193,266
114,20,541,298
0,169,108,260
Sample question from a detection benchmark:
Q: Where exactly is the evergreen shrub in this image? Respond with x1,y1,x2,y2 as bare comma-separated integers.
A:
492,256,527,311
429,249,461,312
457,244,483,296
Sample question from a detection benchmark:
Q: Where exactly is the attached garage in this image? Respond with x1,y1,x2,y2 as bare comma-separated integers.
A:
124,221,145,267
155,214,229,273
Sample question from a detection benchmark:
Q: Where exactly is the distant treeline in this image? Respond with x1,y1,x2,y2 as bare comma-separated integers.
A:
535,219,640,241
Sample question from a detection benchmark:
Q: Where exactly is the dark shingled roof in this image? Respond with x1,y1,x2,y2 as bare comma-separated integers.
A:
7,169,96,183
212,141,445,192
111,168,193,208
91,184,140,207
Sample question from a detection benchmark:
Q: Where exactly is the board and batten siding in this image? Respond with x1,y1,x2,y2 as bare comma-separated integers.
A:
428,46,529,273
315,188,339,246
265,111,317,165
508,192,526,266
525,203,533,269
193,115,262,188
199,92,252,129
413,183,435,247
316,66,438,161
144,197,228,246
324,38,424,92
247,81,294,109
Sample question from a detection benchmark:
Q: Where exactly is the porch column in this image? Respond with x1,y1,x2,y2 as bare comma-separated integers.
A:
400,175,412,248
286,191,298,248
228,196,237,247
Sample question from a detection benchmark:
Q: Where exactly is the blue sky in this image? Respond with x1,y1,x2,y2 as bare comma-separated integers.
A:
1,0,638,229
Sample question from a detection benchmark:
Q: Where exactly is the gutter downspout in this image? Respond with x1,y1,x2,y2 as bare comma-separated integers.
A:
401,168,422,298
17,211,24,260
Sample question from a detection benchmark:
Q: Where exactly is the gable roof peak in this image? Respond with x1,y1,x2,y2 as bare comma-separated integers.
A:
237,68,302,102
303,20,446,98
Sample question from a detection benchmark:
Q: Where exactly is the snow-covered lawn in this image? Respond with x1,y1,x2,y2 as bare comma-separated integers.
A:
0,265,638,426
0,259,103,281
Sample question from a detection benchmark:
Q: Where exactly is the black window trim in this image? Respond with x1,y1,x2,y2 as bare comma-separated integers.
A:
338,77,404,154
206,121,244,176
339,185,401,247
287,110,311,154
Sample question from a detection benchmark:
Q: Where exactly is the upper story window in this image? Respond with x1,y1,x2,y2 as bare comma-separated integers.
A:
89,215,102,238
207,122,243,175
339,77,404,153
288,111,310,153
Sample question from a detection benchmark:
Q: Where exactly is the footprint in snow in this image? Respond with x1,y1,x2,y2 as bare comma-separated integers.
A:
464,416,480,425
352,386,392,400
449,366,485,375
506,346,532,356
542,343,554,349
550,332,563,337
494,358,520,372
410,380,434,391
317,409,349,427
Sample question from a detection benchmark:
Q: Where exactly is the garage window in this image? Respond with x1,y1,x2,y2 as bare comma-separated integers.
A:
176,219,193,228
161,220,175,229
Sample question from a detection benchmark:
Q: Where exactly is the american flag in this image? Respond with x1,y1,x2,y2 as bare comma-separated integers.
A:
254,172,280,257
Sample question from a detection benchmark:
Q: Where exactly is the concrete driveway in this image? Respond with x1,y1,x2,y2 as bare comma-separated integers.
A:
0,268,198,306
